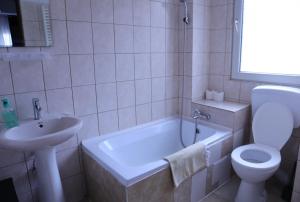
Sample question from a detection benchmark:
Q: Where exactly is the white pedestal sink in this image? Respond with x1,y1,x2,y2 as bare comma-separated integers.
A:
0,116,82,202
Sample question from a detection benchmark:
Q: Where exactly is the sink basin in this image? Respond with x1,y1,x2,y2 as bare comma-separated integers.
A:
0,115,82,202
0,116,82,151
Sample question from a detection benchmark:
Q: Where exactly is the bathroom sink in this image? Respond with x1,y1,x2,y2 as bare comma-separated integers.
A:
0,115,82,202
0,116,82,151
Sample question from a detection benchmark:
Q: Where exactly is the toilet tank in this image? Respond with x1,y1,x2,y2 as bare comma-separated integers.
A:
251,85,300,128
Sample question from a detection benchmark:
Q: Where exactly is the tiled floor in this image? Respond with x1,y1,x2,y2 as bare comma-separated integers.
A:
200,176,287,202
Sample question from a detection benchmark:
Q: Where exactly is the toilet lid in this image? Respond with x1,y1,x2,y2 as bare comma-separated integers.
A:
252,102,294,150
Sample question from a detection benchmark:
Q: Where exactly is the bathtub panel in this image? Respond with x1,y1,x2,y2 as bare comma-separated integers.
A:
127,168,174,202
83,153,126,202
221,136,233,157
191,168,207,202
211,155,231,187
205,166,216,194
174,177,192,202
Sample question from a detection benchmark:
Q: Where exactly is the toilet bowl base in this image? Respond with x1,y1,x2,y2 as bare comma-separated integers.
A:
235,180,266,202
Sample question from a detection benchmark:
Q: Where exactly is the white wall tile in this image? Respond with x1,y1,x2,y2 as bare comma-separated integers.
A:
46,88,74,115
94,54,116,83
117,81,135,108
11,61,44,93
223,76,241,100
96,83,117,112
70,55,95,86
166,53,179,76
133,0,150,26
91,0,113,23
43,55,71,90
134,26,150,53
239,82,259,103
0,62,13,95
66,0,91,21
116,54,134,81
98,110,119,134
210,30,226,52
166,29,179,52
134,54,151,79
210,5,227,29
152,77,166,101
151,1,166,27
114,0,133,25
50,0,66,20
208,75,224,92
135,79,151,105
209,52,225,75
151,53,166,77
166,3,179,29
92,23,115,54
166,77,179,99
67,22,93,54
115,25,134,53
151,28,166,52
77,114,99,142
152,101,165,120
118,107,136,129
72,85,97,116
166,98,179,116
136,103,151,124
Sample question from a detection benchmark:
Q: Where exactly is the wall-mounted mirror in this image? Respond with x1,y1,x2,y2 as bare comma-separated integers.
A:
0,0,52,47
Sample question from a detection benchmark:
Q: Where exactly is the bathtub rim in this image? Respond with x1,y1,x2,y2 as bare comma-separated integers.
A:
82,116,233,186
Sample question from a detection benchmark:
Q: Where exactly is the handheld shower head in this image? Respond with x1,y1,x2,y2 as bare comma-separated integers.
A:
179,0,189,24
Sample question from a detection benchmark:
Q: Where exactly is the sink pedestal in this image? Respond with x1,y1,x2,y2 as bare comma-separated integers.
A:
35,147,65,202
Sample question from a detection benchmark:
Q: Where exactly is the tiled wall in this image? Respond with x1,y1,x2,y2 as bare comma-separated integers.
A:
179,0,211,116
207,0,300,104
0,0,182,201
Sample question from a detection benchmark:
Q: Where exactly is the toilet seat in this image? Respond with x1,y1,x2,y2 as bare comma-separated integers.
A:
231,144,280,170
252,102,294,150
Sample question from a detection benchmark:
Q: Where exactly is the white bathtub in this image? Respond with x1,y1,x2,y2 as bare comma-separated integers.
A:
82,117,232,186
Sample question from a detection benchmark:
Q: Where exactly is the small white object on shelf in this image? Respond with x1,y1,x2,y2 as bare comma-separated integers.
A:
213,91,224,102
0,52,51,61
205,90,214,100
205,90,225,102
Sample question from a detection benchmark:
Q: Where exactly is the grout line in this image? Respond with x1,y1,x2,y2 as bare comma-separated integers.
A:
89,0,100,137
112,0,120,132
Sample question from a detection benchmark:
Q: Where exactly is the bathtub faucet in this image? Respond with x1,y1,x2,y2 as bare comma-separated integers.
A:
193,109,211,120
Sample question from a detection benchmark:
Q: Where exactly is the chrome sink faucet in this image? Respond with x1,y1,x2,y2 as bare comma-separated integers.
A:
193,109,211,120
32,98,42,120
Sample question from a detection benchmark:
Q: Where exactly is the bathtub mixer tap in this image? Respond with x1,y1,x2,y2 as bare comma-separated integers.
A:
193,109,211,121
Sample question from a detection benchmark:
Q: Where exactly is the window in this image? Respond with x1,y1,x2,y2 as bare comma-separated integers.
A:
232,0,300,85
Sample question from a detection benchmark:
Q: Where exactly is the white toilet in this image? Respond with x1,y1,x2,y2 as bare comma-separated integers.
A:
231,85,300,202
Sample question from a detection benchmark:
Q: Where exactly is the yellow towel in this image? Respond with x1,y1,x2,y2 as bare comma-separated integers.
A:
164,142,208,187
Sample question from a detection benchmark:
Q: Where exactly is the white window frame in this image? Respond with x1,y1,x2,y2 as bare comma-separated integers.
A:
231,0,300,86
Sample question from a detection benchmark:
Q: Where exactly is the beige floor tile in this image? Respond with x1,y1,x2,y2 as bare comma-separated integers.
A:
200,193,228,202
214,176,240,201
209,176,286,202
